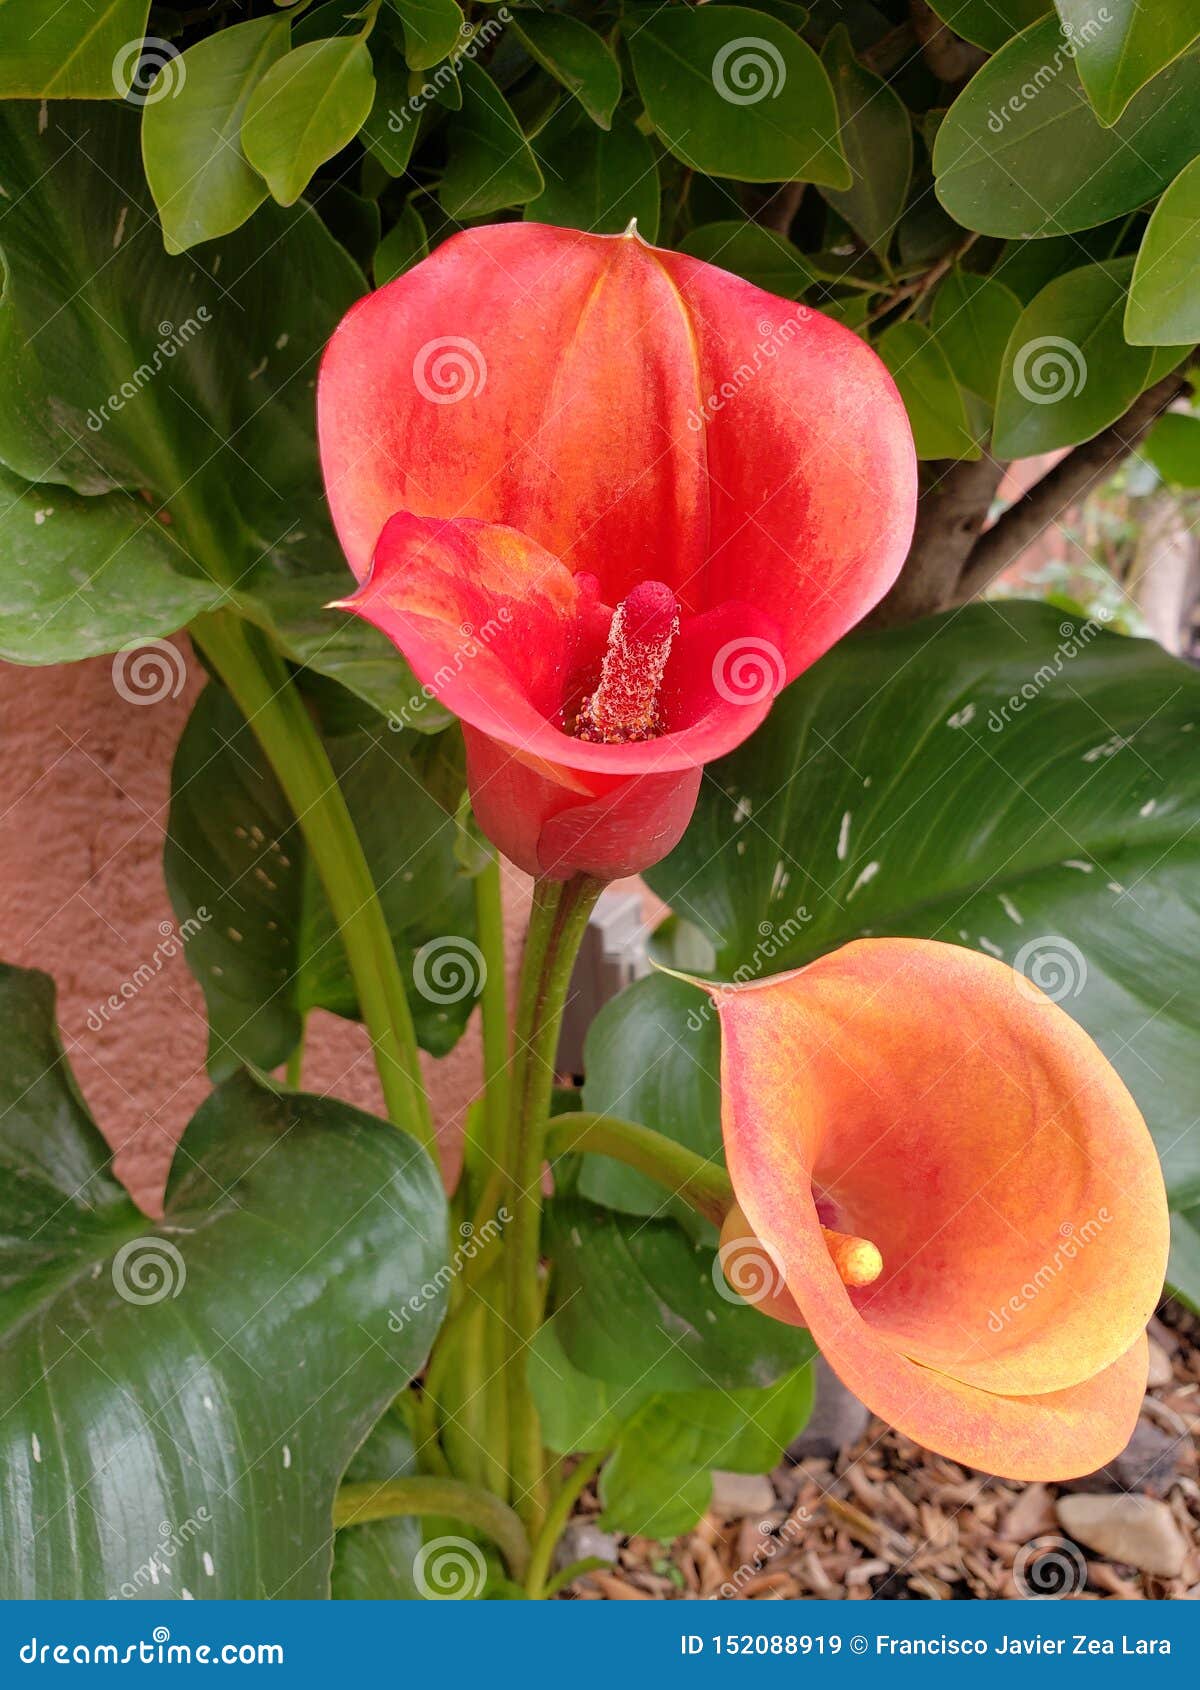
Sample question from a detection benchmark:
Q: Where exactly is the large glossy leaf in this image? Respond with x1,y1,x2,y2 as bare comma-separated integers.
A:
525,105,659,239
626,7,850,187
934,18,1200,237
1126,156,1200,347
142,14,291,253
0,0,151,97
545,1197,815,1395
645,604,1200,1232
0,964,447,1599
0,467,222,664
993,259,1151,457
818,25,911,255
440,62,544,219
510,13,622,128
165,683,477,1075
1056,0,1200,125
241,37,376,207
926,0,1049,52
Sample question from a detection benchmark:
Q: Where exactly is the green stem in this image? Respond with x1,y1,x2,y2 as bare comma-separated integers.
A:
192,611,434,1154
334,1476,530,1581
473,850,511,1162
525,1450,606,1599
503,875,604,1533
545,1112,733,1227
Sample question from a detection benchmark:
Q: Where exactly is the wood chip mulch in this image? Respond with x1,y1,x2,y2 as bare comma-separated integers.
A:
563,1302,1200,1601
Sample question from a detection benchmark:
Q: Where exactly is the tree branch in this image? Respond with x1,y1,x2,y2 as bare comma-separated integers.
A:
867,453,1006,627
954,373,1188,603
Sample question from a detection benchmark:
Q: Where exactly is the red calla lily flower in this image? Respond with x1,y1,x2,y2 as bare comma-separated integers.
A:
712,939,1169,1479
319,223,916,880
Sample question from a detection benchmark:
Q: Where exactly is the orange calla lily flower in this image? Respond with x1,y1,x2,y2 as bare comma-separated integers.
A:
711,939,1169,1479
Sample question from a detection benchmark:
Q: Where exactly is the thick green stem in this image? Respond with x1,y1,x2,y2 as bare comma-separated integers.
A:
525,1451,606,1599
473,850,511,1159
503,875,604,1533
192,612,434,1154
334,1476,530,1581
545,1112,733,1227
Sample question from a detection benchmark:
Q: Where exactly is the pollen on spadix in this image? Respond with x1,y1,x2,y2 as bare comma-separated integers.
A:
575,580,679,744
822,1226,883,1289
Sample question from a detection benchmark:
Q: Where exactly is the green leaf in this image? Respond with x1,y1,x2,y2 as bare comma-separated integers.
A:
165,683,476,1075
818,25,911,254
388,0,465,72
0,0,151,98
931,269,1023,407
0,964,447,1599
578,973,721,1218
529,1318,653,1455
1139,411,1200,487
332,1408,424,1598
142,14,290,254
876,322,979,460
679,221,813,298
1056,0,1200,125
1168,1209,1200,1312
360,35,420,176
440,61,544,219
993,259,1151,458
546,1197,816,1395
376,202,430,286
510,13,622,128
933,17,1200,237
645,601,1200,1216
0,466,223,665
925,0,1049,52
242,37,376,207
626,7,850,187
1126,156,1200,347
525,105,659,239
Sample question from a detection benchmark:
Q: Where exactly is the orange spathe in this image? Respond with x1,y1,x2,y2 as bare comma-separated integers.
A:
712,938,1169,1479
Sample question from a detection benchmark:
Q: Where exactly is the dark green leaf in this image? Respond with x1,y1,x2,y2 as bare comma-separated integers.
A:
876,322,979,459
925,0,1049,52
242,37,376,207
934,18,1200,237
0,964,447,1599
993,259,1150,457
0,0,152,97
931,269,1022,406
679,221,813,297
165,683,476,1074
525,105,659,239
818,25,911,254
360,35,420,176
376,202,430,286
626,7,850,187
645,602,1200,1215
440,62,544,219
332,1408,424,1598
510,13,622,129
1126,156,1200,347
142,14,290,254
1139,411,1200,487
388,0,465,72
1056,0,1200,125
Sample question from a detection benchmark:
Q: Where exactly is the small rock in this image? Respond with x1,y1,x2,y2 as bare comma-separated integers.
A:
1056,1494,1187,1578
551,1520,620,1575
1001,1482,1055,1543
788,1355,870,1460
710,1470,776,1519
1060,1416,1181,1498
1146,1338,1175,1389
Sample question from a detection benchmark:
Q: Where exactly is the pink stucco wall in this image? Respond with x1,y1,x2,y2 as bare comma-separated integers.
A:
0,636,532,1212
